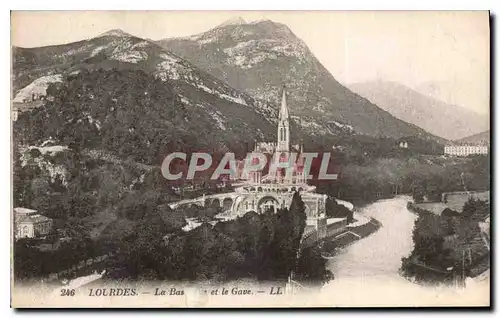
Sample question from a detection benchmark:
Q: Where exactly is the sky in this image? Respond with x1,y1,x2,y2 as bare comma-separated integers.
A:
11,11,490,115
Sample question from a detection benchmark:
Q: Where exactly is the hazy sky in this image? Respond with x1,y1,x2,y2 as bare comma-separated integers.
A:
11,11,490,114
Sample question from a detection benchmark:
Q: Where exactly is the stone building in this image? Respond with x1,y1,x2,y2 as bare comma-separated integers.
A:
14,207,53,239
171,86,346,239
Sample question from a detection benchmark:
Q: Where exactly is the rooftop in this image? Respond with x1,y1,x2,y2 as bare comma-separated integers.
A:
16,214,52,224
327,217,348,225
14,207,37,215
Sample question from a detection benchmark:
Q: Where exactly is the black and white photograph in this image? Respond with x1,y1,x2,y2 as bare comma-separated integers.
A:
10,10,490,308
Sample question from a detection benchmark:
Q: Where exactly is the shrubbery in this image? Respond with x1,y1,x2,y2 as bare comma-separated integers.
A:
325,197,353,222
401,198,490,284
104,192,317,283
316,155,489,206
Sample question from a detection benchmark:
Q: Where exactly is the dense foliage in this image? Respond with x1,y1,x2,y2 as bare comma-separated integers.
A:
13,69,247,166
14,191,318,284
104,192,309,283
316,155,490,205
295,246,333,285
401,198,490,284
14,218,98,279
325,197,353,223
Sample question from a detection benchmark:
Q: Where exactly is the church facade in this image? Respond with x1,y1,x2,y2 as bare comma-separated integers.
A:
171,86,341,237
230,87,331,220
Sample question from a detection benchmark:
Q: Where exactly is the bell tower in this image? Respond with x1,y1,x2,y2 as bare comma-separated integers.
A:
277,85,290,152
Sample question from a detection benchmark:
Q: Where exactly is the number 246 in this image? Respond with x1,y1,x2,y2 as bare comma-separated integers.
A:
60,289,75,296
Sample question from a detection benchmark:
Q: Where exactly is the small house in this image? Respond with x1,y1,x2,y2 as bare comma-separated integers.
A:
14,207,53,239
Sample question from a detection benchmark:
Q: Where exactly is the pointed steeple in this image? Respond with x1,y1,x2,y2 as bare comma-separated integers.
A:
277,84,290,152
279,85,289,122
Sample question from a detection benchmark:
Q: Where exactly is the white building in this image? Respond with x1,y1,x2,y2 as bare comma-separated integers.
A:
14,207,53,239
444,144,489,157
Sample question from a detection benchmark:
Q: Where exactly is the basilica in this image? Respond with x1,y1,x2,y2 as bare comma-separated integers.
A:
171,86,343,240
231,86,332,215
240,86,308,185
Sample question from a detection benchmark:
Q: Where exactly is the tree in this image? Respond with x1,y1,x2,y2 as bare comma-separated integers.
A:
13,239,44,279
296,246,333,286
267,192,306,281
441,208,460,217
412,183,426,203
118,202,171,280
13,146,29,207
325,197,353,223
462,198,489,219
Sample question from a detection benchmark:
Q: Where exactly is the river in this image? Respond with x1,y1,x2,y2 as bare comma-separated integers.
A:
318,195,489,307
328,196,416,279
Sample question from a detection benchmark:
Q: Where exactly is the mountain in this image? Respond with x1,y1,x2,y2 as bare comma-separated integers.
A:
455,130,490,145
12,30,286,159
414,80,488,119
98,29,134,38
13,28,364,159
157,18,439,140
348,80,489,141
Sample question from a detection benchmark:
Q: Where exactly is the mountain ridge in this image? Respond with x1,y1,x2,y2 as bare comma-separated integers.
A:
348,79,489,140
12,29,362,160
156,19,442,141
98,29,133,38
455,130,490,145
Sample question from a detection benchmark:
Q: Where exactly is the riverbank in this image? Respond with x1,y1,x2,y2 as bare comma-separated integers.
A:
326,196,417,278
320,196,488,307
407,190,490,216
319,215,381,258
405,199,490,282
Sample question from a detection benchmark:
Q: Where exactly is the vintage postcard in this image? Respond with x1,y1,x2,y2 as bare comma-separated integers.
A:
10,11,490,308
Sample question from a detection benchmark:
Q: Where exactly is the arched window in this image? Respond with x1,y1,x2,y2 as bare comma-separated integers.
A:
23,226,29,236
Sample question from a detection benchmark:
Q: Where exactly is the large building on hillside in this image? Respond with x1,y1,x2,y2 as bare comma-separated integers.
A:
172,86,347,239
444,144,489,157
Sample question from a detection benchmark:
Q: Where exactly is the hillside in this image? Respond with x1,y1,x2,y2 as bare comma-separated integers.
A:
157,18,439,140
348,80,489,141
455,130,490,145
14,69,260,164
12,30,359,152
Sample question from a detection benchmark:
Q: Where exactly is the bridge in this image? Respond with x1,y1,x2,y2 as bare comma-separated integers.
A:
168,183,329,217
169,192,239,211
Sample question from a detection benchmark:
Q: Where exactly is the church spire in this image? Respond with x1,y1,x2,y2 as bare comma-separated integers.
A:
277,85,290,152
279,85,289,122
